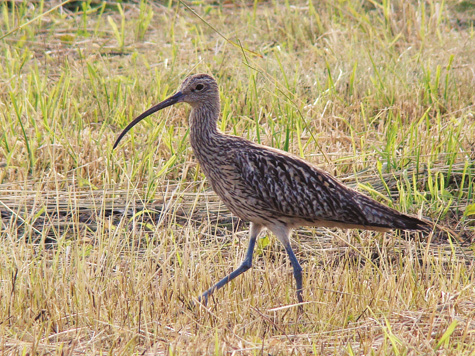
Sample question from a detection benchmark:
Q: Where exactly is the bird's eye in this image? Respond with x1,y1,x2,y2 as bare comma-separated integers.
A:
195,84,204,91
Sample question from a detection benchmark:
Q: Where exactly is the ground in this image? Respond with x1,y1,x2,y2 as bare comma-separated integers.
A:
0,0,474,354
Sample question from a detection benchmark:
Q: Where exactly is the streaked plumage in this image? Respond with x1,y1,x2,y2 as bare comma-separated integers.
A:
114,73,444,307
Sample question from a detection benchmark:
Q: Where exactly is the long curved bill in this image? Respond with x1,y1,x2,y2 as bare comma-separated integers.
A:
113,91,184,149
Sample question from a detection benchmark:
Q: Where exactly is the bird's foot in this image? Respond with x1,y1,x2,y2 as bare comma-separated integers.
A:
197,292,209,306
296,289,305,313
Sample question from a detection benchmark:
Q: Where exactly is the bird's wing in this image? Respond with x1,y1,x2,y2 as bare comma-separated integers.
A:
236,147,371,226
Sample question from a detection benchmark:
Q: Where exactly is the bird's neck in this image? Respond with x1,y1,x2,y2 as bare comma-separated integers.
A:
189,101,221,152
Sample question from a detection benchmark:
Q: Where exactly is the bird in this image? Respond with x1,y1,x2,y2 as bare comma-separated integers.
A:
113,73,455,307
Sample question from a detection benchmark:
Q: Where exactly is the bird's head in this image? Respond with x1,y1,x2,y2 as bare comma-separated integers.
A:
178,73,219,107
113,73,218,149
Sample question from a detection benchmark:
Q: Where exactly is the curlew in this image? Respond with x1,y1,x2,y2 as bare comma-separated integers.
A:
113,73,452,306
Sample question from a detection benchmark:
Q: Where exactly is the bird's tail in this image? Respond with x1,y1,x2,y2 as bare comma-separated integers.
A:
390,212,433,233
394,212,461,242
355,194,462,242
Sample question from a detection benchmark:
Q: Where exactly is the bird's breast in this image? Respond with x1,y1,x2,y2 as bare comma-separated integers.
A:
195,156,269,222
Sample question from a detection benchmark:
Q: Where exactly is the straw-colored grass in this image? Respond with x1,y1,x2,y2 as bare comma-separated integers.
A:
0,0,474,354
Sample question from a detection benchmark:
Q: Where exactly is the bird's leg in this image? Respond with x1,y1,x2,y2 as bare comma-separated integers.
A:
269,225,304,305
198,223,263,305
283,244,304,304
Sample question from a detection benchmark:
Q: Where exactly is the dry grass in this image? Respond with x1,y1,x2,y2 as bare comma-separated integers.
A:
0,0,474,354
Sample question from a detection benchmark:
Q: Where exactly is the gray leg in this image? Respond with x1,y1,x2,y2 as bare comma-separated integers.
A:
199,223,263,305
283,244,303,303
269,224,304,304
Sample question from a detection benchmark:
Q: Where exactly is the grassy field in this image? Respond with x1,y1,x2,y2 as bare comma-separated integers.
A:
0,0,474,354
